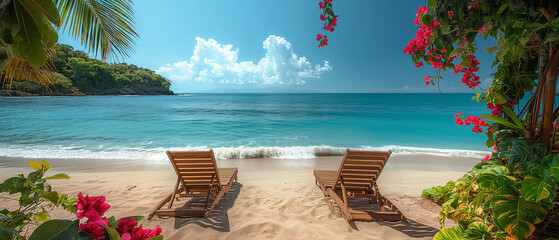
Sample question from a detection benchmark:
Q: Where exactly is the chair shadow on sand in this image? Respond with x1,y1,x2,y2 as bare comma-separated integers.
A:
173,182,243,232
346,218,439,238
326,197,439,238
376,219,439,238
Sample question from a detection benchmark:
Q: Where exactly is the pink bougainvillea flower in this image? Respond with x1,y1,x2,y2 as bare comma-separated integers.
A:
318,37,328,48
415,61,424,67
121,233,132,240
482,155,490,162
454,113,464,125
116,217,138,236
316,34,323,41
79,218,109,240
320,14,326,21
76,193,110,222
318,1,325,9
448,11,454,18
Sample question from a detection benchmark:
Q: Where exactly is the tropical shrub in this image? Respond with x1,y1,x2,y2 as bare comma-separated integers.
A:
0,160,75,239
431,139,558,239
316,0,559,239
422,180,456,205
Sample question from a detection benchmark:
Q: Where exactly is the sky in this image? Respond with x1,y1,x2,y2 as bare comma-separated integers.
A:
57,0,497,93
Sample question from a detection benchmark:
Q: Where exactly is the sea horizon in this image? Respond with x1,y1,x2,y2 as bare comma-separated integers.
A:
0,93,490,162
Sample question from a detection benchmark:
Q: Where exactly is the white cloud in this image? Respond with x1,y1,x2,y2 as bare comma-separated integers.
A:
157,35,331,88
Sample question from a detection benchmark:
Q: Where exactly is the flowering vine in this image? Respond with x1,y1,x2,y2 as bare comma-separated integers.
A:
316,0,337,47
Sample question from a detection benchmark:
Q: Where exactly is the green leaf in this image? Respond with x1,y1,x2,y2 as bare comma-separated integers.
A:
433,227,464,240
497,4,508,14
29,219,79,240
427,0,436,8
44,173,70,180
0,176,26,194
480,114,522,132
131,216,144,223
42,191,59,204
18,0,61,25
492,185,548,239
78,232,95,240
28,161,42,170
41,160,51,172
544,36,559,44
486,137,495,148
465,221,491,238
104,224,121,240
149,236,163,240
521,172,557,203
56,0,138,60
12,2,48,67
501,106,525,132
0,230,14,240
33,211,50,222
28,170,43,182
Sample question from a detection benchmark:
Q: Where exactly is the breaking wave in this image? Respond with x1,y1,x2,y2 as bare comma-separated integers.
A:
0,144,489,161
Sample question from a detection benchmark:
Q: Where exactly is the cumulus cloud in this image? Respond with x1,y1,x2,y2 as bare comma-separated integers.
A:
157,35,331,86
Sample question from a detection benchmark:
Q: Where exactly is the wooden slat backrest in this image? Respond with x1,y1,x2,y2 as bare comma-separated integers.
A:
333,149,391,191
167,150,221,187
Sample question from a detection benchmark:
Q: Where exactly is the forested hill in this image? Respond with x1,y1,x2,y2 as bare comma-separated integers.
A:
1,44,173,96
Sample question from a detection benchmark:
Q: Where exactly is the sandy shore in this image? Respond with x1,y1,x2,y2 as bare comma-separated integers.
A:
0,155,479,239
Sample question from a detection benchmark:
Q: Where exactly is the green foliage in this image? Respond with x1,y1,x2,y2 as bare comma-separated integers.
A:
28,220,79,240
0,0,60,68
427,139,559,239
422,180,455,205
0,160,76,239
55,0,138,61
1,44,173,96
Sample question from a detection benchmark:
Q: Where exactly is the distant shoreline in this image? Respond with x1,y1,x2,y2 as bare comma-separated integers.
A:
0,89,175,97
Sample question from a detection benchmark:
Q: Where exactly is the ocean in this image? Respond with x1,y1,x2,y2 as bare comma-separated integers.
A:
0,93,491,161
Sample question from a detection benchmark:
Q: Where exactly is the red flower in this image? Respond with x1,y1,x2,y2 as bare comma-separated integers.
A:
115,217,162,240
415,61,424,67
316,34,323,41
318,2,325,9
79,219,109,240
320,14,326,21
448,11,454,18
454,113,464,125
424,75,431,85
116,217,138,236
318,37,328,48
76,193,110,222
482,155,490,162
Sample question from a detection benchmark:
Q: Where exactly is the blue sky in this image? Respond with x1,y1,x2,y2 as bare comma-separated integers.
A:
58,0,496,93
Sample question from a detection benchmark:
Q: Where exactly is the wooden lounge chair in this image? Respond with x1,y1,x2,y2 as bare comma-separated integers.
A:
313,149,407,222
148,150,238,219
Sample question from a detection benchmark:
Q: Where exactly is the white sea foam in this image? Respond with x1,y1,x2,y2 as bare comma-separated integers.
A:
0,144,490,161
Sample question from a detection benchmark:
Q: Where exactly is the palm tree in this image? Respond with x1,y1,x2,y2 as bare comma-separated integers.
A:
0,0,138,87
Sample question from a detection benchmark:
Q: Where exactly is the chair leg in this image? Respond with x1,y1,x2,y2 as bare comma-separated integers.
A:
168,178,181,209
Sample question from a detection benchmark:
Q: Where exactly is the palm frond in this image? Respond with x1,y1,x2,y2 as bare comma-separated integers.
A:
1,57,54,91
55,0,138,61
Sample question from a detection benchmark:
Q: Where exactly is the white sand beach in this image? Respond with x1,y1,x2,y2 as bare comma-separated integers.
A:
0,155,479,239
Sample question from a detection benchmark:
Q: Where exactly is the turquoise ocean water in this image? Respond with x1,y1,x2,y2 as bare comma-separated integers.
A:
0,93,491,161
